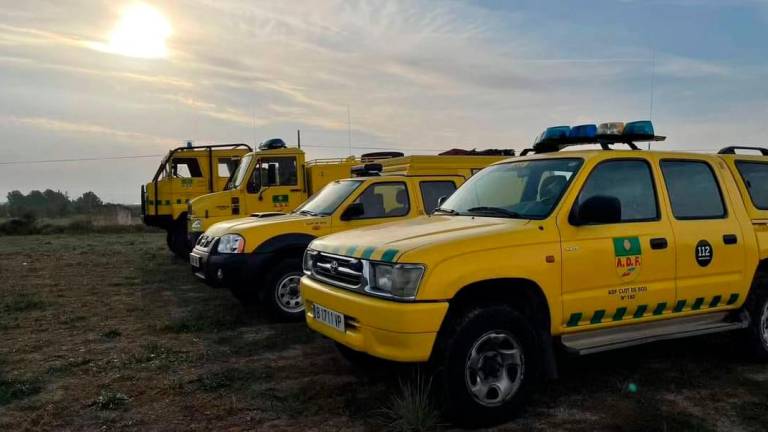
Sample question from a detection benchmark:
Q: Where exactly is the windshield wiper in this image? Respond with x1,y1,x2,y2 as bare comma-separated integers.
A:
297,209,319,216
466,206,522,218
433,207,459,215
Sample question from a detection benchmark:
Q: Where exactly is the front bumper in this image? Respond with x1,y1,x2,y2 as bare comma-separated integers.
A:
190,245,268,290
301,276,449,363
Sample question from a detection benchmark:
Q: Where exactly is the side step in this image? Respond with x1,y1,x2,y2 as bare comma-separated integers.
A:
561,312,748,355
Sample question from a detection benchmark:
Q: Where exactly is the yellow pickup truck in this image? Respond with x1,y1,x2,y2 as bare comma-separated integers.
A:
189,154,507,321
301,121,768,426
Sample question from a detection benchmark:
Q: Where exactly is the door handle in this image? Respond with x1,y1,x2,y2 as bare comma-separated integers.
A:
723,234,738,245
650,238,668,250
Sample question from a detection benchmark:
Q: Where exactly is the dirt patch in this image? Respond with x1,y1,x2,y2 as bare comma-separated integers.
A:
0,233,766,431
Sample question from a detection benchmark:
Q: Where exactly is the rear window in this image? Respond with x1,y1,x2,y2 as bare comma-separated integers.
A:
660,160,726,219
735,161,768,210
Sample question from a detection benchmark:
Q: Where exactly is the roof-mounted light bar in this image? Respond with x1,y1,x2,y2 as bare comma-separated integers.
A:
531,120,665,153
351,163,383,177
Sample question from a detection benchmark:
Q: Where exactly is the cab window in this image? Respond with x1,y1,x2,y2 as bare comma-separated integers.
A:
575,160,658,223
420,181,457,213
660,160,726,219
351,182,409,219
253,157,298,189
217,158,239,178
170,158,202,178
735,161,768,210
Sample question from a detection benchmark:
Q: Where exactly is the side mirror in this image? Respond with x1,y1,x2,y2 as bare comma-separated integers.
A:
571,195,621,226
436,195,448,208
267,164,278,186
340,202,365,221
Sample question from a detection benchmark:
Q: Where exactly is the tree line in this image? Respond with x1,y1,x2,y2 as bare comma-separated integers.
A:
0,190,106,218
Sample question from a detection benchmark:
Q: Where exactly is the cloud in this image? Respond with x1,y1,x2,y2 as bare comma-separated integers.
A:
0,115,177,147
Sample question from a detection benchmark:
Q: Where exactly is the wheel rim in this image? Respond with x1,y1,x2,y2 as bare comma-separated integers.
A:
275,273,304,314
464,330,525,407
760,300,768,347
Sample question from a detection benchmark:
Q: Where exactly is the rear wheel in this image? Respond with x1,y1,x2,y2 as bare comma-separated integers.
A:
261,258,305,322
746,287,768,361
438,305,539,428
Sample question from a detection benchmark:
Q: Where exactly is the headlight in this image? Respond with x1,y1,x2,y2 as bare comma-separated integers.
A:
217,234,245,254
190,218,203,232
303,249,318,275
368,262,425,300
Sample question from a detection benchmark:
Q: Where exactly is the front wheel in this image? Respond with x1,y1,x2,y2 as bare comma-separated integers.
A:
167,222,190,258
439,305,539,428
261,258,305,322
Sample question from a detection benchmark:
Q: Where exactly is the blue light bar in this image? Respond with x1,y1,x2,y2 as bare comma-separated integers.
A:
534,126,570,145
623,120,655,139
569,124,597,140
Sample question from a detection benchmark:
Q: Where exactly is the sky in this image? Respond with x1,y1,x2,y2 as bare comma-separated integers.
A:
1,0,767,203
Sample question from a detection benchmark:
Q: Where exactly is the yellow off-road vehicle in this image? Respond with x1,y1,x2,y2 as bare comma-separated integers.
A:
190,154,507,321
301,121,768,426
186,139,396,255
142,143,251,256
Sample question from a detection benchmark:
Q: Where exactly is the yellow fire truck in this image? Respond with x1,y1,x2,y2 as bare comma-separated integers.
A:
142,143,251,256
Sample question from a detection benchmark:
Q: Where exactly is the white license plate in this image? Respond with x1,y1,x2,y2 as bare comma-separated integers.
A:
189,253,201,268
312,303,345,333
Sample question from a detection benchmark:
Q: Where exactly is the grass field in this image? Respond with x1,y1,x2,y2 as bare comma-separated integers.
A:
1,233,767,431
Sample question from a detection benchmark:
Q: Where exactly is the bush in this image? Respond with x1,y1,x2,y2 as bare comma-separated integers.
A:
379,372,441,432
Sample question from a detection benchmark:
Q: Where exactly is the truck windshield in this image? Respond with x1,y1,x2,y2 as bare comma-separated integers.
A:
294,180,363,216
439,158,583,219
229,154,253,189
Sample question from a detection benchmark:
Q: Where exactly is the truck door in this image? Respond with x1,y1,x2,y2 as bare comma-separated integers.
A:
331,180,413,232
246,156,304,213
559,158,677,329
658,158,747,311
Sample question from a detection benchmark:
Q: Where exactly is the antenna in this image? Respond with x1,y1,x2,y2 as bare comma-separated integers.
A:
648,48,656,150
347,105,352,156
297,129,301,149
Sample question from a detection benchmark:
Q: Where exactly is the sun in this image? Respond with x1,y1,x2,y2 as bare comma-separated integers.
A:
108,3,171,58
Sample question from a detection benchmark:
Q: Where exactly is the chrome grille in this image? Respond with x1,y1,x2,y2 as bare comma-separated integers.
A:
196,234,217,249
311,253,365,289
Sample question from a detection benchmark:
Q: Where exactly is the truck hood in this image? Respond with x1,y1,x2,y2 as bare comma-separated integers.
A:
204,213,327,238
189,190,236,219
310,215,532,262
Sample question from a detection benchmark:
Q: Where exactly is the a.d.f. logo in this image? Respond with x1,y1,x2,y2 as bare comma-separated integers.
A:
613,237,642,281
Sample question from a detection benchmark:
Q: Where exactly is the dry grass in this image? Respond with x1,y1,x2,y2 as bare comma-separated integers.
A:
0,233,766,431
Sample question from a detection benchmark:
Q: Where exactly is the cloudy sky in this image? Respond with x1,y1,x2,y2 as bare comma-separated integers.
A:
1,0,767,203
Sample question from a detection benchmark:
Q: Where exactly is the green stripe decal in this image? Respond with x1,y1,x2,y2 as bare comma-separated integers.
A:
345,246,357,256
653,302,667,316
380,249,398,262
633,305,648,318
590,310,606,324
567,313,582,327
692,297,704,310
727,293,739,305
674,300,686,313
613,307,627,321
361,247,376,260
709,295,722,308
613,237,642,256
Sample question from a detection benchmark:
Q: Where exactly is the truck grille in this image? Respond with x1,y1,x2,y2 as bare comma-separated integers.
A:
196,234,216,249
311,253,365,289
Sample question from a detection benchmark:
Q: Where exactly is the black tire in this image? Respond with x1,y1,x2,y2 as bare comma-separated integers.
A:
260,258,305,322
437,305,540,428
168,222,189,259
745,282,768,361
